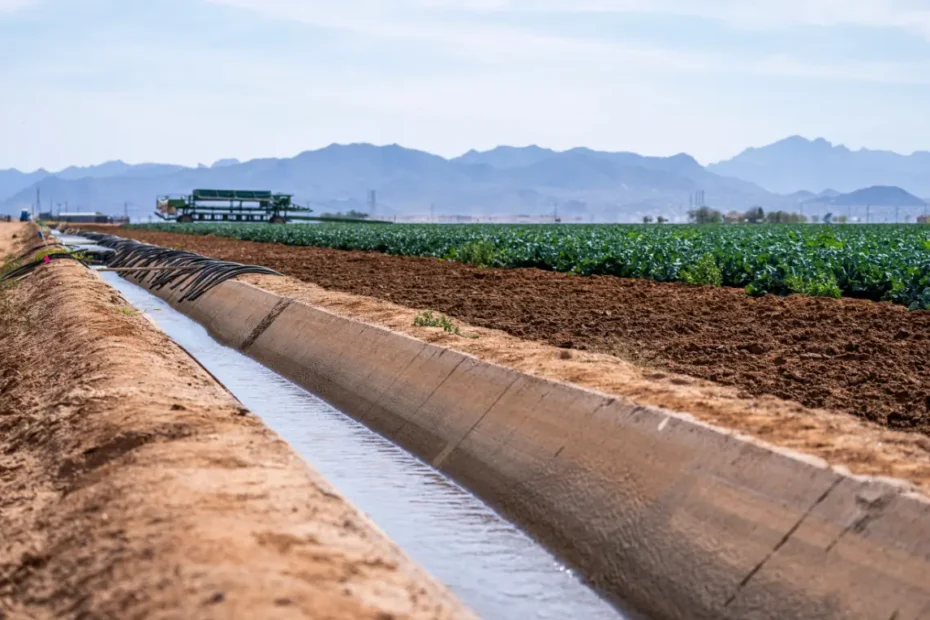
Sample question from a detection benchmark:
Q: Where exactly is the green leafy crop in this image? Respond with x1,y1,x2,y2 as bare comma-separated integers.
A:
130,223,930,310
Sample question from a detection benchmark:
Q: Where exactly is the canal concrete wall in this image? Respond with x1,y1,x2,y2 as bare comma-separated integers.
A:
148,276,930,620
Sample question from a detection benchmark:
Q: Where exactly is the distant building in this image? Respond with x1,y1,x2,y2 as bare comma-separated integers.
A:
44,212,114,224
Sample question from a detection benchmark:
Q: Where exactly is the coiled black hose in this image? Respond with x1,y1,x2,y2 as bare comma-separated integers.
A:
1,253,90,282
75,231,281,302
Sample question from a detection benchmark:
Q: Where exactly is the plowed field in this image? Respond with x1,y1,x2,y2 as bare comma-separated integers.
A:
79,226,930,435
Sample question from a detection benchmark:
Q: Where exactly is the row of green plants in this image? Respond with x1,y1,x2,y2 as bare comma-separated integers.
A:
131,223,930,309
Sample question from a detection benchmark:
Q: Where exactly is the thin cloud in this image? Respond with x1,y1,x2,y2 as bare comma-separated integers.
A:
412,0,930,39
0,0,38,12
205,0,930,84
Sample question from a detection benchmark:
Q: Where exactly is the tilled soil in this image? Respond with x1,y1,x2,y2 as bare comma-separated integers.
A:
79,227,930,435
0,237,469,618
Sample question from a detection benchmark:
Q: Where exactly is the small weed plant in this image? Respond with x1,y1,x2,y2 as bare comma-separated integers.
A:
1,257,20,279
784,272,842,299
680,253,723,287
448,240,497,268
32,248,87,262
413,311,478,338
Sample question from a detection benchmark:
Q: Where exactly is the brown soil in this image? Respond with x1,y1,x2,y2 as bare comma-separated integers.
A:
0,251,470,617
80,226,930,437
0,222,27,257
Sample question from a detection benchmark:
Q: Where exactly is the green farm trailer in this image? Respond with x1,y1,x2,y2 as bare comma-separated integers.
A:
155,189,313,223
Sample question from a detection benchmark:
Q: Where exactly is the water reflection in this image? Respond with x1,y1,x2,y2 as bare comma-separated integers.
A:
101,270,628,620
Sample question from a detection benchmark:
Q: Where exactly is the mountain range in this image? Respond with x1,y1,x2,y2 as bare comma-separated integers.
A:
1,137,928,222
709,136,930,196
0,145,792,221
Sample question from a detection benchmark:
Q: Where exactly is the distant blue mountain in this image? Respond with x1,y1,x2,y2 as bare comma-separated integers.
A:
56,160,188,180
454,145,556,169
710,136,930,195
0,143,797,221
0,168,50,201
814,186,925,207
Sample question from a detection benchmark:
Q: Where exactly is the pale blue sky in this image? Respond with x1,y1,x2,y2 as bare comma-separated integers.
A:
3,0,930,170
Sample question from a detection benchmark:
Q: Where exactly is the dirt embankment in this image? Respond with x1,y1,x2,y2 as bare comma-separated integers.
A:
0,241,470,618
0,222,27,257
80,227,930,436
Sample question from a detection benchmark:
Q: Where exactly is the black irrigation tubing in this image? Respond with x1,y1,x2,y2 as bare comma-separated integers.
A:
1,253,90,282
13,242,68,261
76,231,282,302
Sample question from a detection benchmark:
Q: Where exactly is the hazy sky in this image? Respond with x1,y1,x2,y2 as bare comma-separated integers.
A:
3,0,930,171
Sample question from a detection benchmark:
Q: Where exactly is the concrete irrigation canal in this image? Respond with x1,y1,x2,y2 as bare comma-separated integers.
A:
96,256,627,620
1,222,929,619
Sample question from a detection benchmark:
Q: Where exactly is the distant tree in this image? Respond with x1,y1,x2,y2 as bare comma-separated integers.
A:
835,215,848,223
642,216,653,224
765,210,808,224
320,209,370,220
918,214,930,224
724,211,744,224
811,215,821,223
744,206,765,224
823,212,834,224
657,216,669,224
688,206,723,225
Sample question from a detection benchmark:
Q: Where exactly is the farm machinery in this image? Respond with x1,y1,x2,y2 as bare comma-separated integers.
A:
155,189,314,224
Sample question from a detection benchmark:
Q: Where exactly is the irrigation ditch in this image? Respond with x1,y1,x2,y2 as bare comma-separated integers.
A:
49,231,930,619
53,231,628,620
0,226,470,619
87,244,629,619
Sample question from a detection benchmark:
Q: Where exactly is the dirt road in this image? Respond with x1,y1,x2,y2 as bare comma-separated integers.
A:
80,227,930,436
0,236,470,618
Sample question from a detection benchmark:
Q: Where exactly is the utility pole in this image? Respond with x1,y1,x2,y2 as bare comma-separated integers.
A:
34,187,40,219
895,204,899,224
866,204,870,224
367,190,377,217
430,203,435,223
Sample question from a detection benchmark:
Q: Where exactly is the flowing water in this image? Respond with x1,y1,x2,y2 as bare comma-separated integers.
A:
97,269,632,620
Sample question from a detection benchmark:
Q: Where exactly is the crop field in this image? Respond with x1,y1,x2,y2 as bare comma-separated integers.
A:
82,223,930,434
133,223,930,309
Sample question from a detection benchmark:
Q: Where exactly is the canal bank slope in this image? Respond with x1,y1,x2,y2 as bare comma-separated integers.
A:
0,221,27,257
0,238,471,618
